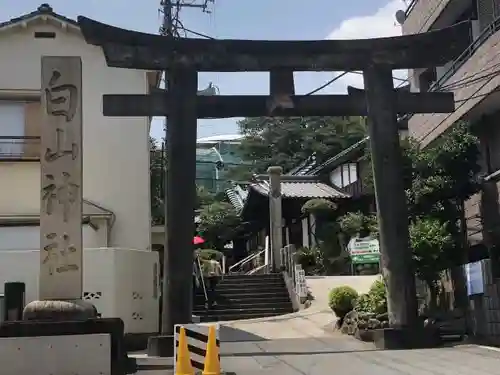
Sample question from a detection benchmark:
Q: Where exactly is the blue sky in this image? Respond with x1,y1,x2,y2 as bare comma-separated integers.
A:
2,0,408,140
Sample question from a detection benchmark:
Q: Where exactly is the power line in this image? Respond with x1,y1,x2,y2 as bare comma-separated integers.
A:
415,64,500,143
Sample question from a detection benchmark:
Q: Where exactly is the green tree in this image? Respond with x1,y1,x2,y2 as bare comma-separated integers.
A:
342,122,480,310
150,137,165,225
197,201,242,250
195,185,216,209
232,116,367,176
409,217,453,309
407,124,481,309
338,211,379,239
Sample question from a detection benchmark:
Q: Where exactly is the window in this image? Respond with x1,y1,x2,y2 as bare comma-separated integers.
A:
329,163,358,187
330,167,343,186
342,164,350,186
0,101,25,156
349,163,357,183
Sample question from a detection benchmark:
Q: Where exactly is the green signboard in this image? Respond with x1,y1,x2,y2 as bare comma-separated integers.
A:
347,237,380,265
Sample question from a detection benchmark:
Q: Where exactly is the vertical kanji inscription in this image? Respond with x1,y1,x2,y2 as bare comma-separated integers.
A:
40,56,83,300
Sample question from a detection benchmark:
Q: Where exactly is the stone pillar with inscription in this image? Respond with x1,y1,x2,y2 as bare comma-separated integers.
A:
23,56,96,321
268,166,283,271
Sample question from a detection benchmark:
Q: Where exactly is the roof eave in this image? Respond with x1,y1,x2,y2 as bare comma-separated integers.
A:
0,12,80,36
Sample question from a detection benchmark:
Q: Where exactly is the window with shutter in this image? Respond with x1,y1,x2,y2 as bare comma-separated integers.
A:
23,101,41,158
0,101,25,158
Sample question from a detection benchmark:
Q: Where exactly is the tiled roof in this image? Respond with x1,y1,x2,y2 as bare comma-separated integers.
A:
0,4,78,31
225,184,249,212
251,180,349,199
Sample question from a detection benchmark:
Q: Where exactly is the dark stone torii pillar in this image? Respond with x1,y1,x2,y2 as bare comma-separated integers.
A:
77,16,470,354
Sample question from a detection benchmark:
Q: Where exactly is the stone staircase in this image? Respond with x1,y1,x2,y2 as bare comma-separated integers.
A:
193,273,294,322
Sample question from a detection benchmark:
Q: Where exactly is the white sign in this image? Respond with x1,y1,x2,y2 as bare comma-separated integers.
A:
465,260,484,296
348,237,380,255
347,237,380,264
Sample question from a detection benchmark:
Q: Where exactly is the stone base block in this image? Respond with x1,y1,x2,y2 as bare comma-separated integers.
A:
0,318,133,374
147,335,175,357
23,299,97,321
372,327,441,349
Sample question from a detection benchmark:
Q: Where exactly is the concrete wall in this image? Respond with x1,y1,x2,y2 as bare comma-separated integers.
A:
0,248,159,334
306,275,381,312
403,0,452,35
0,21,151,250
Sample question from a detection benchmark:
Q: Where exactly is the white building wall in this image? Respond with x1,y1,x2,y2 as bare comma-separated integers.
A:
0,248,159,334
0,224,107,250
0,23,151,251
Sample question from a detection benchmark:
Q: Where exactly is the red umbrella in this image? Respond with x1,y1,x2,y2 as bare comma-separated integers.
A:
193,236,205,245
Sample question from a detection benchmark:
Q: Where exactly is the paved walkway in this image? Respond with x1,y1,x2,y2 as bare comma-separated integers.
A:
136,276,500,374
221,341,500,375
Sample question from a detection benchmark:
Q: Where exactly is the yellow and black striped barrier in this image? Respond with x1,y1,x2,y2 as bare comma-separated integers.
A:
174,324,221,375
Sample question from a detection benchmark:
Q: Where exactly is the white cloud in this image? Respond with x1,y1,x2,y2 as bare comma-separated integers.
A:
325,0,408,90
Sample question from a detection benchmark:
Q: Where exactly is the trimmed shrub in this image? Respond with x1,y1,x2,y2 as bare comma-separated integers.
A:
354,293,372,312
328,286,359,320
354,279,387,315
368,279,387,315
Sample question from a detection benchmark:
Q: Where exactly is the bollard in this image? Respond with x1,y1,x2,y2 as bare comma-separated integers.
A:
3,282,25,322
176,327,195,375
202,325,220,375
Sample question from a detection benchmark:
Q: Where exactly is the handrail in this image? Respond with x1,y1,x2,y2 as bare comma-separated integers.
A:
228,249,265,274
404,0,419,18
247,263,268,275
195,255,208,302
280,245,308,300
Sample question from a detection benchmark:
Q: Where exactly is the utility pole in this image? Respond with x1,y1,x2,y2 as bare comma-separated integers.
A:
154,0,216,357
160,0,173,36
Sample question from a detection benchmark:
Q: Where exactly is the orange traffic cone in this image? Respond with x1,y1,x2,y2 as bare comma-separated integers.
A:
202,325,220,375
176,327,194,375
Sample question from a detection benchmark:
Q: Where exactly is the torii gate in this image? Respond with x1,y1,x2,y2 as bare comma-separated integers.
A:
77,16,469,353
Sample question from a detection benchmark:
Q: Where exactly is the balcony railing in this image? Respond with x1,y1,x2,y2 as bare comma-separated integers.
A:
432,17,500,91
0,136,40,160
404,17,500,126
405,0,419,18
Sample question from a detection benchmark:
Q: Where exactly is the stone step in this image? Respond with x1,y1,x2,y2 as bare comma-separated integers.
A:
196,286,288,296
223,273,283,279
194,294,291,304
196,309,293,322
193,300,293,311
194,305,293,315
215,282,286,291
194,290,291,302
216,279,286,287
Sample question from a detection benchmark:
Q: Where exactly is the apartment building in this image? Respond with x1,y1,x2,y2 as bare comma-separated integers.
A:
402,1,500,262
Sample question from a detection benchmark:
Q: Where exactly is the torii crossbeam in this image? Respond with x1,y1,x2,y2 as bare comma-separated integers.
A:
77,15,470,354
